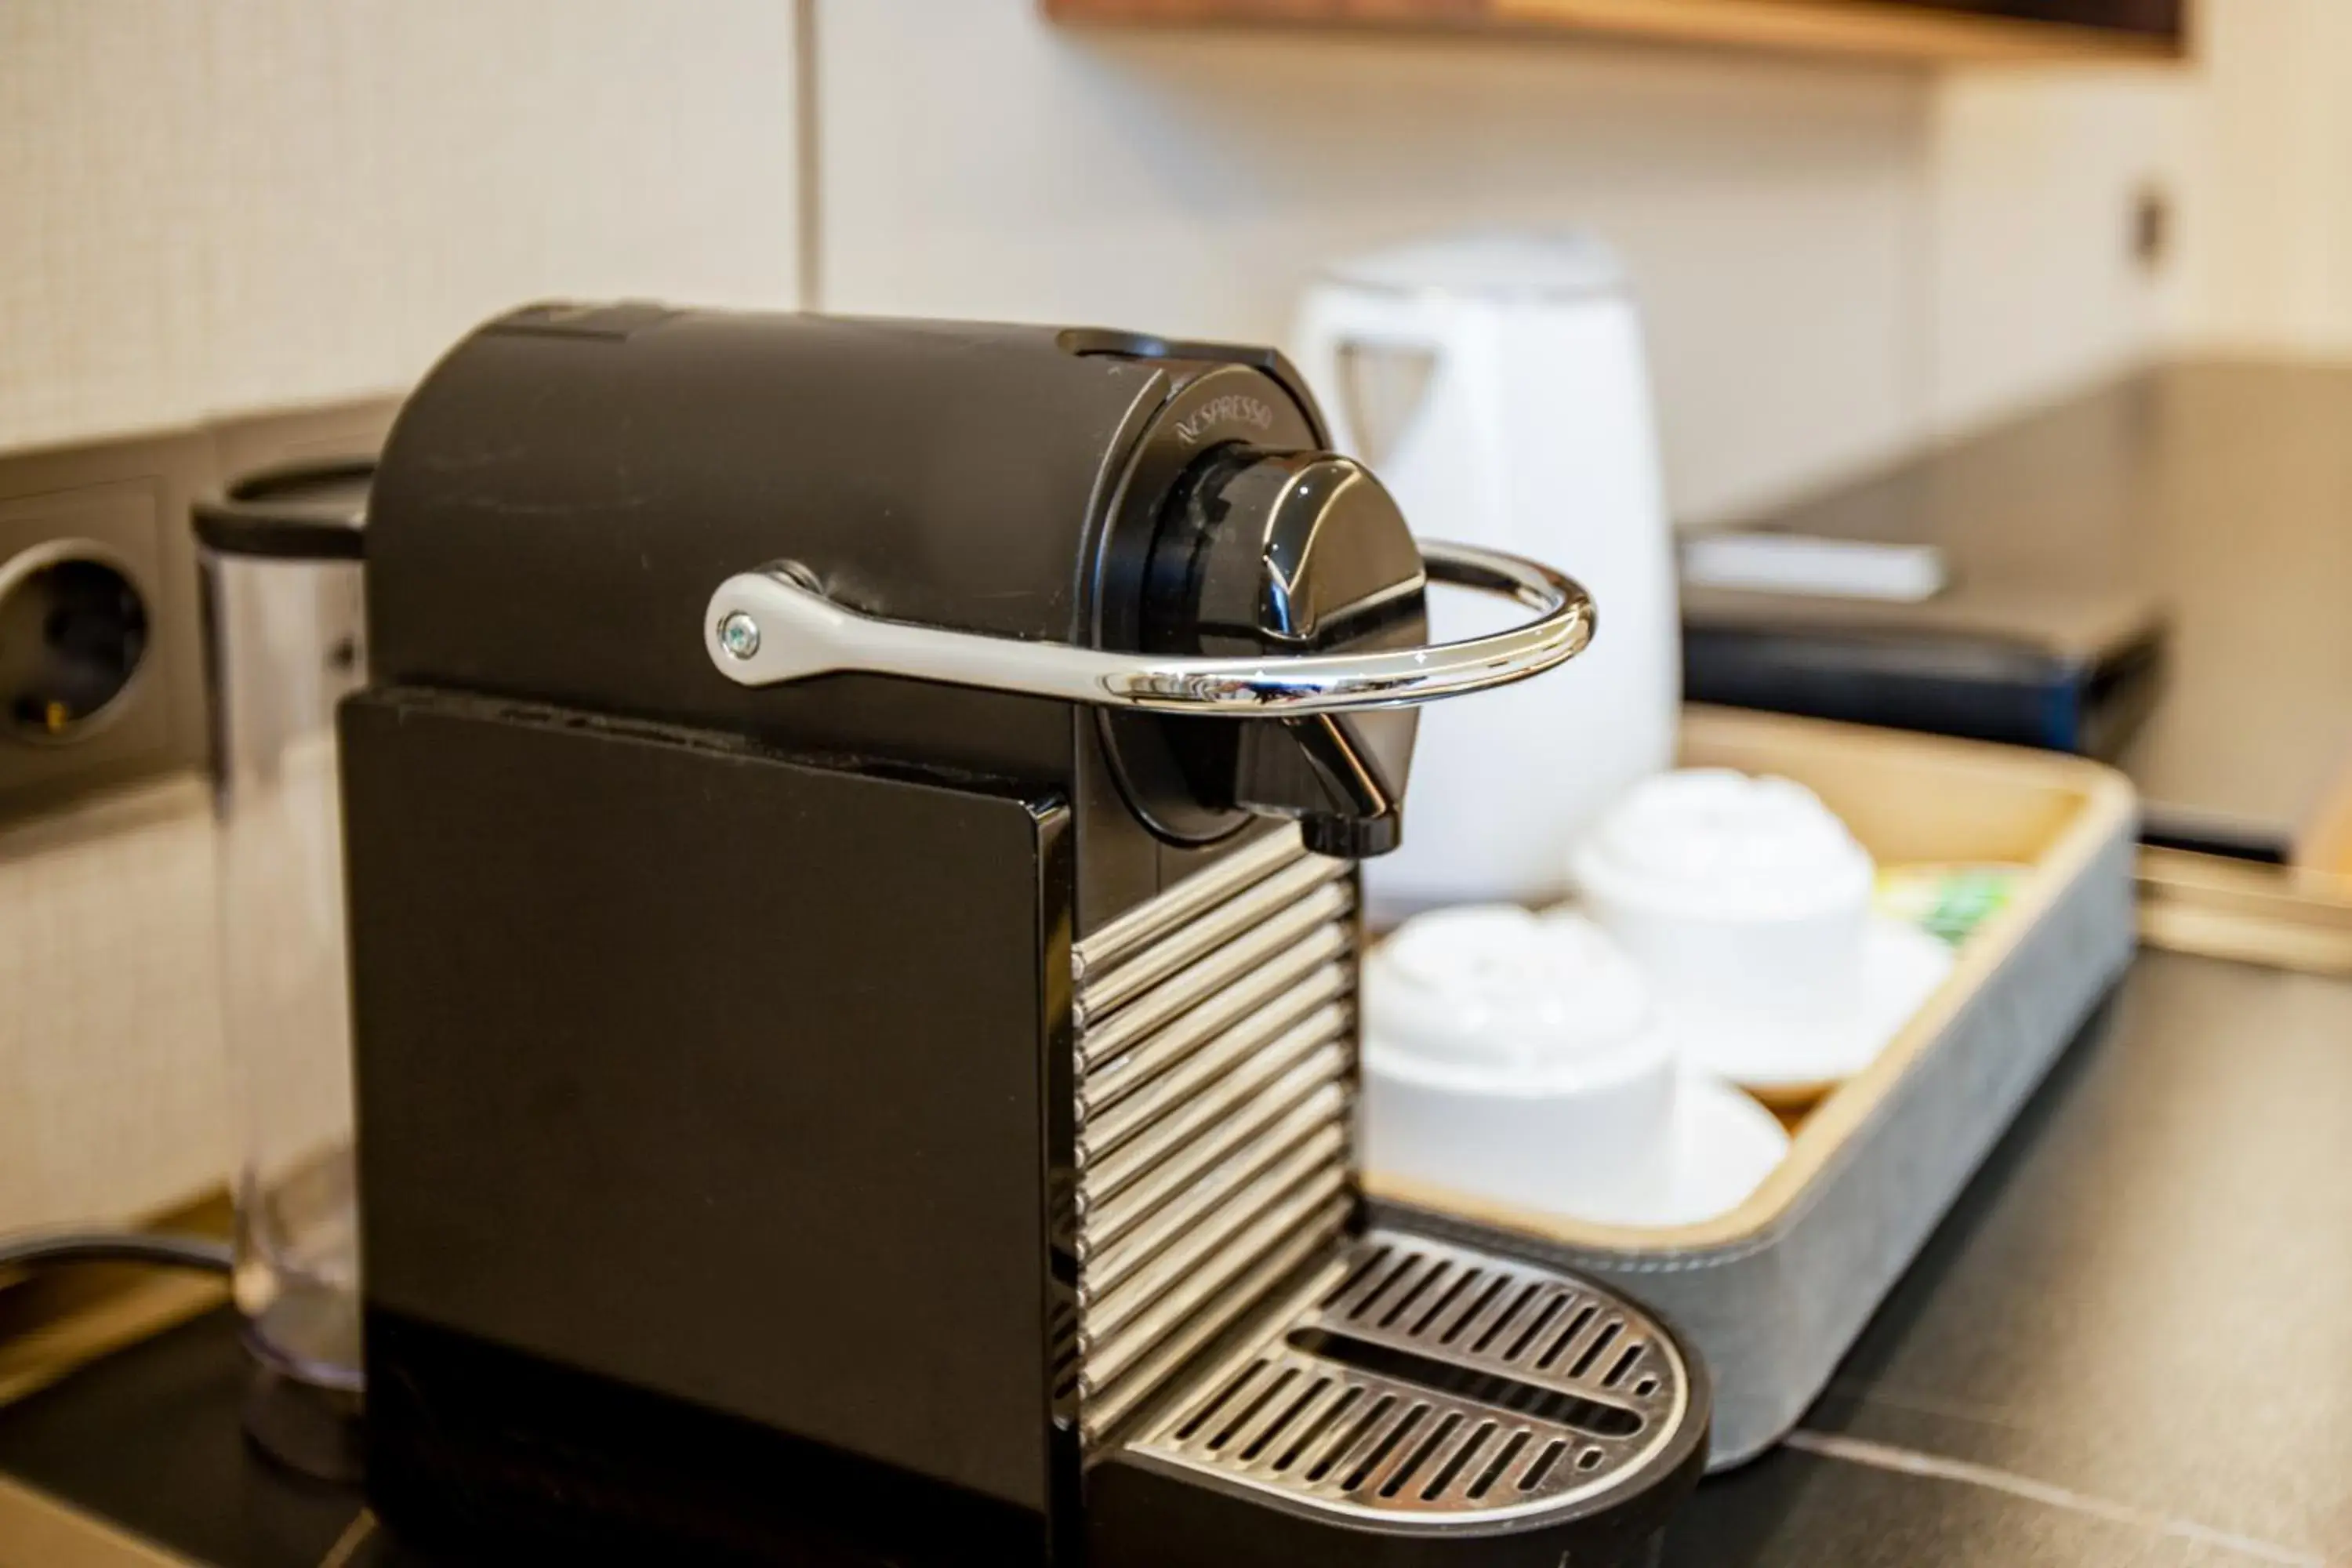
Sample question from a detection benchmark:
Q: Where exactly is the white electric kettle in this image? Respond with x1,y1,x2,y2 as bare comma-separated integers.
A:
1293,230,1680,920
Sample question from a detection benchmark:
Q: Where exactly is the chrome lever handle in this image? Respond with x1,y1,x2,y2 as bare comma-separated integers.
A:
702,540,1593,716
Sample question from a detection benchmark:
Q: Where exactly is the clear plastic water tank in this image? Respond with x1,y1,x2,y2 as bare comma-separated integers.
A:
194,461,370,1443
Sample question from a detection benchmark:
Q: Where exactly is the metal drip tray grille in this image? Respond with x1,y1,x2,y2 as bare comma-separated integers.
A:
1125,1231,1689,1523
1071,827,1357,1444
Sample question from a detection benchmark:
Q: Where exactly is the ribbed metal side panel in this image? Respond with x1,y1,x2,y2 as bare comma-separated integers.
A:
1072,827,1357,1446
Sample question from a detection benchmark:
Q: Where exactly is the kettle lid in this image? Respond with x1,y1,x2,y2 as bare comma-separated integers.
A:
1319,228,1626,302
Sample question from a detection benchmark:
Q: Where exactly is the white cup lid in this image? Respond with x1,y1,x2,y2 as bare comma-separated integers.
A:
1573,769,1872,921
1363,905,1663,1088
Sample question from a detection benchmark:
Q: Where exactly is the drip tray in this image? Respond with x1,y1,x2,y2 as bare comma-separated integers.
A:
1087,1229,1707,1568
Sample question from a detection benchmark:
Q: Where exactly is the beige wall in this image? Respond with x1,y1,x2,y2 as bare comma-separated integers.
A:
2174,0,2352,357
820,3,1937,525
4,0,2298,519
815,2,2276,523
1926,68,2190,439
1924,0,2352,416
5,1,2339,512
819,0,2352,510
0,0,800,454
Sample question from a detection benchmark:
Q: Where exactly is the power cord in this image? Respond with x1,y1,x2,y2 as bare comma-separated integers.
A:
0,1229,232,1274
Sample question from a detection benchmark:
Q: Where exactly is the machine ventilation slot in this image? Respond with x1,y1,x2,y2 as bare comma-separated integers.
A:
1285,1328,1642,1439
1211,1366,1298,1453
1072,827,1357,1445
1468,1428,1530,1498
1241,1375,1328,1462
1321,1245,1393,1308
1504,1294,1569,1361
1123,1232,1688,1522
1522,1439,1569,1493
1409,1269,1478,1336
1422,1418,1493,1501
1439,1277,1508,1344
1379,1410,1459,1497
1567,1320,1624,1381
1343,1403,1427,1494
1537,1305,1599,1369
1309,1392,1394,1485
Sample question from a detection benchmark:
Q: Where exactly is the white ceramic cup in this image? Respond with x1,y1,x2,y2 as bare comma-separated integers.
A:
1359,905,1678,1223
1572,769,1873,1014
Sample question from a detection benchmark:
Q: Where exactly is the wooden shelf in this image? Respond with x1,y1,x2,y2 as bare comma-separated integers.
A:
1043,0,2190,67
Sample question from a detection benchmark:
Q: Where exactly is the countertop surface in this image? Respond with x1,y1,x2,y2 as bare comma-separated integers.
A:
5,947,2351,1566
1721,359,2352,855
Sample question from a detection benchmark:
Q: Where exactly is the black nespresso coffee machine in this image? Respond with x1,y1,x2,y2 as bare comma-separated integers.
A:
342,304,1708,1566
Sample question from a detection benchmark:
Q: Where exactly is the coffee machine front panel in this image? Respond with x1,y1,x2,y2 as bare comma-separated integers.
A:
343,306,1693,1566
344,688,1075,1543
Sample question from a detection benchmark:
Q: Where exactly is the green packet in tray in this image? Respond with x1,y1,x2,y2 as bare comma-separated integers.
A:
1876,863,2031,947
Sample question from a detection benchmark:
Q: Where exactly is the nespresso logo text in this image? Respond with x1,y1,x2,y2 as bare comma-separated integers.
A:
1175,394,1275,445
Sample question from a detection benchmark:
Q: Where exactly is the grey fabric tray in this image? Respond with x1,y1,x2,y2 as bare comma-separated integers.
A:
1372,797,2138,1469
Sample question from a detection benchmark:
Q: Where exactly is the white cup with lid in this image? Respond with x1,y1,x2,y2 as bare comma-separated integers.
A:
1359,905,1679,1224
1571,769,1951,1091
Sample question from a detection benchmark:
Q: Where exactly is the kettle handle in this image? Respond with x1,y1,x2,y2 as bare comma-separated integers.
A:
702,541,1592,715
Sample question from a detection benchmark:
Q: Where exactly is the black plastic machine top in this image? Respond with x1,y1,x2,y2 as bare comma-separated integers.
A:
367,305,1589,869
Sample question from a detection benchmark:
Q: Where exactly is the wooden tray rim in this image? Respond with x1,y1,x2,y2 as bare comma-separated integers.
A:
1363,706,2139,1256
